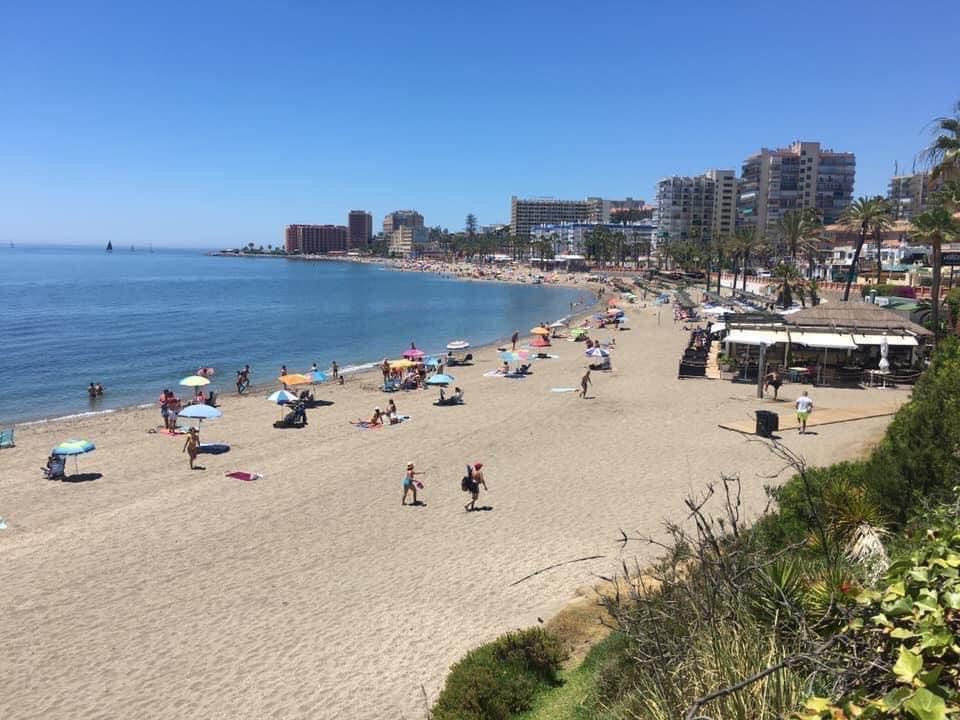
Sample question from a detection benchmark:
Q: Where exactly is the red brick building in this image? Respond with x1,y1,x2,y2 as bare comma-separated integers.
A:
284,224,349,254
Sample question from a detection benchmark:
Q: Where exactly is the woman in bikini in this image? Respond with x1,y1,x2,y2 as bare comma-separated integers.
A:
402,462,425,505
182,427,201,470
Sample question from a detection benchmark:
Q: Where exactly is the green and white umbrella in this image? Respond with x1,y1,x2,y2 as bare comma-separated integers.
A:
52,439,96,474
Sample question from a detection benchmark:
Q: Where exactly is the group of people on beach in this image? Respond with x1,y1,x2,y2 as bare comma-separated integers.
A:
401,460,488,511
86,382,105,398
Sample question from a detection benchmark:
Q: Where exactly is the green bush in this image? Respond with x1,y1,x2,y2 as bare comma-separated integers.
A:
432,628,568,720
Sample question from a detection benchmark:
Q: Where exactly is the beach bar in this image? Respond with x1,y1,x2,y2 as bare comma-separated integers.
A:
718,303,931,387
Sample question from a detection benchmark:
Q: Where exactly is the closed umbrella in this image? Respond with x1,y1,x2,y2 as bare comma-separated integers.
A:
426,373,455,386
52,439,96,474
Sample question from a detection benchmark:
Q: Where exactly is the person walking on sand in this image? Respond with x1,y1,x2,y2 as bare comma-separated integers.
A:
511,331,519,350
579,369,592,399
764,368,783,400
795,390,814,434
401,462,425,505
465,462,488,511
182,427,201,470
330,360,339,381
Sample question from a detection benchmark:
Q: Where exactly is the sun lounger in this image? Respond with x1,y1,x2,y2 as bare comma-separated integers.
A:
0,426,14,449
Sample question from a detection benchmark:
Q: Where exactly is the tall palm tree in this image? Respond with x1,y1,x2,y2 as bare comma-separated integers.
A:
911,206,959,342
777,210,807,262
772,262,801,308
724,234,742,294
839,197,892,301
922,100,960,182
733,227,763,291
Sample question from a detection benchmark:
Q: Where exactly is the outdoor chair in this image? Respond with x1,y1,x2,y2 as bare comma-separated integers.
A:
0,426,14,449
42,455,66,480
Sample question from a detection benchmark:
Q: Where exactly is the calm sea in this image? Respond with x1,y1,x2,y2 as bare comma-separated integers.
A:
0,245,585,424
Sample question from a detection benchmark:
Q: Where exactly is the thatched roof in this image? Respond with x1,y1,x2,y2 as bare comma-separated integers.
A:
785,302,932,336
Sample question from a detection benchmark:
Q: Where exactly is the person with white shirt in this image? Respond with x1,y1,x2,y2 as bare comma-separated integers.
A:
795,391,814,434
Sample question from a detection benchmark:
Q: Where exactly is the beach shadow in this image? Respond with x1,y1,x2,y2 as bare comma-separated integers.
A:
63,472,103,483
191,465,206,471
801,430,820,435
405,500,427,507
433,402,465,407
304,399,335,408
272,424,307,430
467,505,493,512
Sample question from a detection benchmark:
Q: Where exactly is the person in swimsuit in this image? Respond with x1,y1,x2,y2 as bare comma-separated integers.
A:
511,331,519,350
88,383,97,398
465,462,488,511
402,462,425,505
386,399,399,424
182,427,201,470
579,369,592,399
369,407,383,426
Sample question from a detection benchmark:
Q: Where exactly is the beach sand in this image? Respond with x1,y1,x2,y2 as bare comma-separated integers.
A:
0,305,908,719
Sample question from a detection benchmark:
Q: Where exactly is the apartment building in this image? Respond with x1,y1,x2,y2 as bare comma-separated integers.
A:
655,170,736,245
738,141,855,235
348,210,373,249
284,224,349,254
510,196,605,237
387,225,429,257
530,221,658,258
383,210,424,235
888,172,930,220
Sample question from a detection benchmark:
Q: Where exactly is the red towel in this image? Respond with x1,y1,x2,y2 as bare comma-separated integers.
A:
225,471,261,482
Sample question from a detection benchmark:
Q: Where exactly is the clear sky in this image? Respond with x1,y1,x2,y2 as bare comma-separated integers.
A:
2,1,958,247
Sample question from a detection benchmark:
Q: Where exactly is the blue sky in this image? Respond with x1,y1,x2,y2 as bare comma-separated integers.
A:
1,1,958,247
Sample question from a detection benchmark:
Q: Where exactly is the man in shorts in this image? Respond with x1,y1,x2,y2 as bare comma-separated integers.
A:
795,391,814,434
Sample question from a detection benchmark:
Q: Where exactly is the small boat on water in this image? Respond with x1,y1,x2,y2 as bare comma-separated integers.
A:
106,241,113,252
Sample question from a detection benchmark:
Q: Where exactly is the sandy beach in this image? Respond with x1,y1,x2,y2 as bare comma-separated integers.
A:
0,302,908,719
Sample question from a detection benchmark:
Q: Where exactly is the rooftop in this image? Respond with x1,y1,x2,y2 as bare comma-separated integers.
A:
784,303,931,336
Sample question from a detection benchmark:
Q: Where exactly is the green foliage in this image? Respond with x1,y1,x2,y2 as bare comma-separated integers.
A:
792,511,960,719
431,628,568,720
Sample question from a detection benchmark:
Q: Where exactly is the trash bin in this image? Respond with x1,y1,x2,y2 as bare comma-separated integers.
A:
755,410,779,438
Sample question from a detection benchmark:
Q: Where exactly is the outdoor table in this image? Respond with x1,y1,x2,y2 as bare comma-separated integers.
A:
863,369,891,389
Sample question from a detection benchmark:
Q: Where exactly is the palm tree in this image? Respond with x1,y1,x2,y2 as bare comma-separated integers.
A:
921,100,960,182
724,234,742,294
777,210,806,262
839,197,892,301
911,206,959,342
733,227,763,292
772,262,801,308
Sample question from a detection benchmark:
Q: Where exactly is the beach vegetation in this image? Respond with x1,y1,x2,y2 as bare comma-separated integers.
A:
839,196,893,301
431,627,567,720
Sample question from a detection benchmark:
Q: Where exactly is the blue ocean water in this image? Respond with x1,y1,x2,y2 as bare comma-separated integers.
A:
0,245,585,424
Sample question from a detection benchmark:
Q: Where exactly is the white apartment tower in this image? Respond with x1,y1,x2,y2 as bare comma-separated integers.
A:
510,196,605,237
655,170,737,245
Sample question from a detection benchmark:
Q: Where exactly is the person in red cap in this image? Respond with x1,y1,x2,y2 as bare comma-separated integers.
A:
465,462,488,512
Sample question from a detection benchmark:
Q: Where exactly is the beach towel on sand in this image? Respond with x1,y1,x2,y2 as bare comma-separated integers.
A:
550,387,578,393
351,415,410,429
225,471,261,481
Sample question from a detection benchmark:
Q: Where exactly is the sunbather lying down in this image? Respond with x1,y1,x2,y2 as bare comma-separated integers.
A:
437,387,465,405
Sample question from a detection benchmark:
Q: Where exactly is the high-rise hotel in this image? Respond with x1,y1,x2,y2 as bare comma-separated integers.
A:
737,141,855,235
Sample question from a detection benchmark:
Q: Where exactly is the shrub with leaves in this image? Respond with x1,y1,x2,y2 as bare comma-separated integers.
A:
431,628,568,720
792,511,960,720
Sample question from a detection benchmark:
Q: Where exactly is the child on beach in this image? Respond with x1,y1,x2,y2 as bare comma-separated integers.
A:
402,462,425,505
579,370,592,399
182,427,201,470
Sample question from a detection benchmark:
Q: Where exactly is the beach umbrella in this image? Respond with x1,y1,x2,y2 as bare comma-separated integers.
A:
178,404,223,426
279,373,312,386
310,370,328,383
446,340,470,351
606,308,624,316
585,347,610,358
390,358,416,369
52,439,96,475
548,320,567,329
530,336,551,348
267,389,298,404
530,326,550,335
424,356,442,368
426,373,455,386
180,375,211,388
403,348,425,360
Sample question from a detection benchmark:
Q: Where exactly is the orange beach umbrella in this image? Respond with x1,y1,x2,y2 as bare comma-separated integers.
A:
278,373,312,386
530,326,550,335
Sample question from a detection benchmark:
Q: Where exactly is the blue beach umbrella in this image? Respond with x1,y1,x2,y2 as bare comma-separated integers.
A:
426,373,455,386
178,404,223,423
424,356,442,368
267,390,298,404
310,370,328,383
52,439,96,474
585,347,610,358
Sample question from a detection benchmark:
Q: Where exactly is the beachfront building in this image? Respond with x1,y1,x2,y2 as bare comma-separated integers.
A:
510,196,605,237
284,224,349,254
888,172,931,221
606,197,652,220
387,225,430,258
655,170,736,245
738,141,855,236
383,210,424,234
348,210,373,249
529,221,658,258
720,303,931,387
